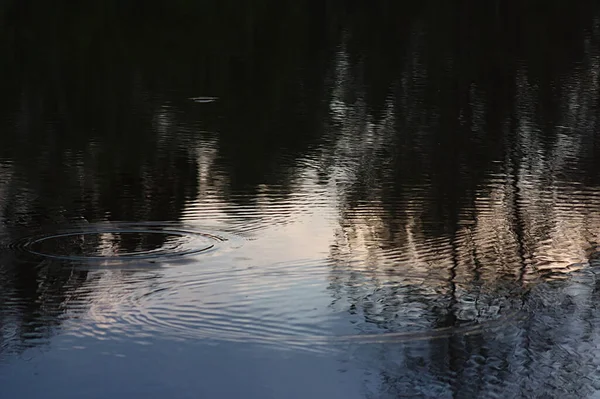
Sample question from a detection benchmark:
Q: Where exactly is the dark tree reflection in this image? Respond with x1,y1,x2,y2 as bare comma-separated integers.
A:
0,0,340,355
0,2,600,396
324,2,600,397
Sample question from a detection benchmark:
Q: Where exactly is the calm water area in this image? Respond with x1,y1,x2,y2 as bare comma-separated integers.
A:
2,2,600,398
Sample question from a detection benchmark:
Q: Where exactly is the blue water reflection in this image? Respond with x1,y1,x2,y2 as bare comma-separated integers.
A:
2,2,600,398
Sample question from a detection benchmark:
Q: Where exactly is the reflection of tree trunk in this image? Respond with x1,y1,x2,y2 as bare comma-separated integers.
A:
509,107,533,385
448,235,460,399
509,123,528,284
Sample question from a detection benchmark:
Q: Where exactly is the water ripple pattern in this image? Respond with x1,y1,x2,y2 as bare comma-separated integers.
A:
16,222,244,264
62,256,528,353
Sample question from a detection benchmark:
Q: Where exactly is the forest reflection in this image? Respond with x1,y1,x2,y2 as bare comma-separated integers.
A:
0,1,600,397
323,2,600,396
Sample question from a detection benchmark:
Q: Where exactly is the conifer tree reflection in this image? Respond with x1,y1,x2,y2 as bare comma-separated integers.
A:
326,2,600,396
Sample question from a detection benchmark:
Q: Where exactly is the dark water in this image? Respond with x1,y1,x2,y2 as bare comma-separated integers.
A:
1,2,600,398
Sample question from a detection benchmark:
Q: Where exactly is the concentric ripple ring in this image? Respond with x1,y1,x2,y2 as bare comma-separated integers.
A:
21,223,236,262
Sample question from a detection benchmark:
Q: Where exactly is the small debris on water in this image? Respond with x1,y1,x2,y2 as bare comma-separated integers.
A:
189,96,218,103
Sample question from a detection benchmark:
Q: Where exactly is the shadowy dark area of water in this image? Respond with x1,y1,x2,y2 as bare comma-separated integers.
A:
1,1,600,398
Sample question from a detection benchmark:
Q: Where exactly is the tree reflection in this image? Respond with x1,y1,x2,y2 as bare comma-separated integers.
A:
325,2,600,397
0,1,599,396
0,0,340,355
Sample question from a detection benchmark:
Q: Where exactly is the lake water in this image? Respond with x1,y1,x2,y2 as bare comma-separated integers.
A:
2,2,600,398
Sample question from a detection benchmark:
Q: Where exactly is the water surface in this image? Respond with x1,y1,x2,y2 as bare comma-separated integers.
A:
1,2,600,398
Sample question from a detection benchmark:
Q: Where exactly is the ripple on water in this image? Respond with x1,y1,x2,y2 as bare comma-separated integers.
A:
15,222,244,266
94,259,530,353
11,223,529,353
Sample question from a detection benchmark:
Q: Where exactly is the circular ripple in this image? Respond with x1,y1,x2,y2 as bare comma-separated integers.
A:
19,222,241,263
109,262,528,353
